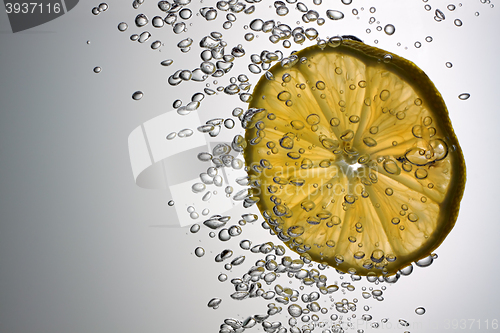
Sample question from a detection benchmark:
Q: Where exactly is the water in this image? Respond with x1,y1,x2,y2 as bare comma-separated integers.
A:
102,1,494,332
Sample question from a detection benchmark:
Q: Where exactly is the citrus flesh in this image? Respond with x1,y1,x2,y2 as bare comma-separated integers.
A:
242,39,466,276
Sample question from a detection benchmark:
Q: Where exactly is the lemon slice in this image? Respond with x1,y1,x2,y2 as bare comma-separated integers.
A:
242,38,466,276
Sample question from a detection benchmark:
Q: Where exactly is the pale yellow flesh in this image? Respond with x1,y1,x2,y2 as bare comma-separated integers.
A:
244,42,465,276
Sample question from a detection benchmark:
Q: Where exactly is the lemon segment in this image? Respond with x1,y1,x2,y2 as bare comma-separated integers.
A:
243,40,466,276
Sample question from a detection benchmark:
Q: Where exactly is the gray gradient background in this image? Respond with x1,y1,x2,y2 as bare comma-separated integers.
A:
1,1,499,332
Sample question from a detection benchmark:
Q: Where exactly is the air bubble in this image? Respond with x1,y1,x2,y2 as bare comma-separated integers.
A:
132,91,143,100
415,307,426,315
195,247,205,257
118,22,128,31
135,14,148,27
326,10,344,20
207,298,221,309
458,93,470,100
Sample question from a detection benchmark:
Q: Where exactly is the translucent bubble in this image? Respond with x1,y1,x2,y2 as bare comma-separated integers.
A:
415,307,426,315
435,9,445,21
151,16,164,28
249,64,262,74
222,118,234,129
93,66,101,73
190,224,200,233
207,298,221,308
192,183,206,193
132,91,143,100
179,8,192,19
167,200,174,206
277,6,289,16
138,31,151,43
458,93,470,100
161,59,173,66
135,14,148,27
250,19,264,31
288,304,302,317
118,22,128,32
205,9,218,21
173,22,186,33
240,240,252,250
415,255,433,267
178,128,193,138
446,62,453,68
244,33,255,41
326,10,344,20
219,228,231,241
151,40,161,50
158,1,170,11
341,0,352,4
414,41,422,48
399,319,409,327
195,247,205,257
218,273,227,282
454,19,463,26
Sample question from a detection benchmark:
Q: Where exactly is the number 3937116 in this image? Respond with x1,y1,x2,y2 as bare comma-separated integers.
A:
443,319,498,330
5,2,61,14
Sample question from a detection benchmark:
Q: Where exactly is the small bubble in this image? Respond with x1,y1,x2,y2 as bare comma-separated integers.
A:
132,91,143,100
98,3,108,11
93,66,101,73
446,62,453,68
415,307,426,315
168,200,174,206
190,224,200,233
207,298,221,309
135,14,148,27
118,22,128,32
458,93,470,100
244,33,255,41
161,59,173,66
454,19,463,26
326,10,344,20
194,247,205,257
414,41,422,48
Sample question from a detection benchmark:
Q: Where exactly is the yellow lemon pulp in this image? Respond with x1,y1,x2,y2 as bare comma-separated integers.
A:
242,39,466,276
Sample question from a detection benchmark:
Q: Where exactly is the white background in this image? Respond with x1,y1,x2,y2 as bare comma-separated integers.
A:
0,0,499,332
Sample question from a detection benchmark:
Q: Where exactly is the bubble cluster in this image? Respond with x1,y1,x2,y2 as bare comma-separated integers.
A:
104,0,477,331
